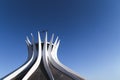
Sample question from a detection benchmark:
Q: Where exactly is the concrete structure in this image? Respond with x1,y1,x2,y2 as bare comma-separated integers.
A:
2,32,84,80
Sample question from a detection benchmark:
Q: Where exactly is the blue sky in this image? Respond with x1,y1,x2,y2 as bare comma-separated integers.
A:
0,0,120,80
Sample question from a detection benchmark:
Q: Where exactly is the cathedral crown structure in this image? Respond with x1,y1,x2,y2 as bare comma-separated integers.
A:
2,32,84,80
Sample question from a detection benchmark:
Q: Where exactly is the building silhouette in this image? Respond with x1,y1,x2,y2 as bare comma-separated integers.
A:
2,32,84,80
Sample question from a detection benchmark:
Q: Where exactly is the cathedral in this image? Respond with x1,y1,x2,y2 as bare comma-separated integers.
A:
2,32,84,80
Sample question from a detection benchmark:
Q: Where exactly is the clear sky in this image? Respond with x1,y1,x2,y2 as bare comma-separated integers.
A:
0,0,120,80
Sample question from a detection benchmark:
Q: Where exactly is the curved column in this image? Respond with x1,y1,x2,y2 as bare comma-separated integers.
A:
49,38,84,80
26,36,33,61
26,36,31,45
3,37,34,80
42,32,54,80
22,32,42,80
47,34,55,62
47,34,54,57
